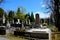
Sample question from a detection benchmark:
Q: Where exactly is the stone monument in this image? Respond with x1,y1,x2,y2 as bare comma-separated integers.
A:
3,15,5,23
16,19,21,24
25,13,52,40
26,20,28,24
2,15,6,27
26,28,51,40
22,21,25,29
29,19,31,25
35,13,40,27
6,21,11,28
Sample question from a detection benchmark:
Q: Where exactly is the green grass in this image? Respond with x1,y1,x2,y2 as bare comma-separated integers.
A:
0,34,28,40
52,32,60,40
47,24,55,31
0,32,60,40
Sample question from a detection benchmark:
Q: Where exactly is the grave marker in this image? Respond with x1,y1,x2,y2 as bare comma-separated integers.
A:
35,13,40,27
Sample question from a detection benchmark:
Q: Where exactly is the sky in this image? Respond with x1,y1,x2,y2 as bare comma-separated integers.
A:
0,0,50,18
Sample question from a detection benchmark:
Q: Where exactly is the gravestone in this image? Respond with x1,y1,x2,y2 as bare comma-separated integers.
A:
2,15,6,26
41,19,47,29
16,19,21,24
25,14,52,40
26,20,28,24
29,19,31,25
12,20,14,24
26,20,30,24
3,15,5,23
14,19,22,27
6,21,11,28
6,21,11,35
35,13,40,27
11,19,22,28
22,21,25,29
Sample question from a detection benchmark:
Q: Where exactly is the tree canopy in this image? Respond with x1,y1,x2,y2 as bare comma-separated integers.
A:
0,0,4,4
46,0,60,31
30,12,35,22
0,8,5,17
15,8,25,20
8,10,15,22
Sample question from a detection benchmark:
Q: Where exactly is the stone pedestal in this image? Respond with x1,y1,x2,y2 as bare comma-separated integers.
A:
26,28,52,40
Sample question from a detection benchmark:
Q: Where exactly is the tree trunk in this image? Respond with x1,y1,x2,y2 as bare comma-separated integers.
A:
54,0,60,31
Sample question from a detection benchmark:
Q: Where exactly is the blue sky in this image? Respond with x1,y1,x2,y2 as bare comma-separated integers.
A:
0,0,50,18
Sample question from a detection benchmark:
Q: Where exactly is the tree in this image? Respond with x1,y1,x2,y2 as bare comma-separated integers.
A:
4,12,8,23
8,10,15,22
16,8,21,19
15,8,25,20
0,8,5,24
46,0,60,31
49,13,54,25
20,6,26,14
30,12,35,22
0,8,6,25
0,8,5,17
25,12,32,21
0,0,4,5
50,0,60,31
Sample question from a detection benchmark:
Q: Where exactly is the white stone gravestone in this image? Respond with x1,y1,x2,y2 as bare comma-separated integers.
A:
26,20,28,24
16,19,21,24
6,21,11,34
7,21,10,28
29,20,31,25
22,21,25,29
3,15,5,23
13,20,14,24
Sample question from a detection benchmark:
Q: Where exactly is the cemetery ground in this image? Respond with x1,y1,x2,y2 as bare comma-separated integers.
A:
0,31,60,40
0,25,60,40
52,32,60,40
0,33,28,40
48,24,60,40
